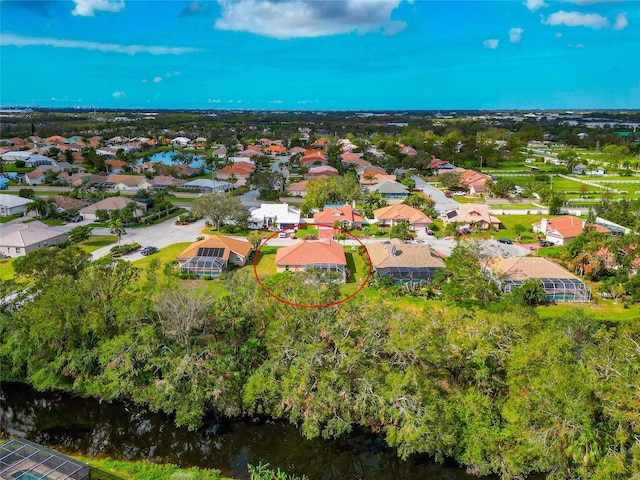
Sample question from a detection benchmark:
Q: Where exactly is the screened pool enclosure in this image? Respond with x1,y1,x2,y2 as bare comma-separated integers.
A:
1,439,90,480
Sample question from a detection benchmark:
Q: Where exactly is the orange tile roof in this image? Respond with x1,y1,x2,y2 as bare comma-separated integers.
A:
275,239,346,266
487,256,579,281
217,163,255,175
373,204,432,224
314,205,363,225
177,235,253,261
533,216,610,239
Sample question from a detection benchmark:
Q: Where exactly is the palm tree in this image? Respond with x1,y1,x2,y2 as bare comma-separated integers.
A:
26,197,56,218
109,219,126,248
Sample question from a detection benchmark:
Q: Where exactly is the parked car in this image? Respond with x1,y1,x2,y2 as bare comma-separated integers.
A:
538,240,553,247
278,232,288,238
71,215,84,223
140,246,158,256
497,238,513,244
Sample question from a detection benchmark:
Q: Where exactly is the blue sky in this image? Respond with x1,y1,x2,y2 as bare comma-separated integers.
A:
1,0,638,110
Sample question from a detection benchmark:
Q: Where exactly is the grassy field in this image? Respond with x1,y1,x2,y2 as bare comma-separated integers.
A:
536,302,640,322
0,258,15,281
294,225,318,238
79,235,117,253
253,246,277,276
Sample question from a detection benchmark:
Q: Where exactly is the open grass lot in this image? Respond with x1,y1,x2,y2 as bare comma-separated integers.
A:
0,258,15,281
252,246,277,276
488,203,542,210
79,235,117,253
294,225,318,238
0,213,23,223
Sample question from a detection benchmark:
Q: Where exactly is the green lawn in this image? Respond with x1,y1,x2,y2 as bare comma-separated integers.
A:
294,225,318,238
0,213,23,223
536,302,640,322
252,246,277,276
0,258,15,281
79,235,117,253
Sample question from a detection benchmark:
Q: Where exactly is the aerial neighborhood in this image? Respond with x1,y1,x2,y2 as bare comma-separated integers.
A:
1,109,639,308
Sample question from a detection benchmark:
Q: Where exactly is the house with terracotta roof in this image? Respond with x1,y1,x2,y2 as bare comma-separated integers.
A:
373,204,432,230
444,204,501,231
172,164,200,177
367,238,445,284
305,166,339,180
79,197,146,222
459,170,492,195
300,153,328,166
484,256,591,303
290,146,306,155
532,216,611,246
104,159,128,173
0,221,69,257
216,162,255,186
25,167,46,185
274,238,347,282
177,235,253,277
314,205,363,229
359,173,396,185
287,180,310,197
264,145,287,155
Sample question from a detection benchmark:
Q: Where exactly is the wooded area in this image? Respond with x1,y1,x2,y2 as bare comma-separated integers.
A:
0,245,638,479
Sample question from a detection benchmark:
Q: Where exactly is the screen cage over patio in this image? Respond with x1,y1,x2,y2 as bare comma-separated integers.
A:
375,266,439,283
502,278,591,303
180,256,227,277
302,263,347,282
1,438,91,480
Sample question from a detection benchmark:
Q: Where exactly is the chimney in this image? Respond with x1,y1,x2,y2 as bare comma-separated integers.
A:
541,218,549,233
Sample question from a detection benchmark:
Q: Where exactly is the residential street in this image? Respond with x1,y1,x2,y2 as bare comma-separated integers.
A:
412,176,459,213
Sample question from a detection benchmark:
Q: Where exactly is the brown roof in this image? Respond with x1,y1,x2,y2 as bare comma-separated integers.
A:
447,204,501,225
105,174,145,187
217,163,255,175
287,180,309,193
275,239,346,266
177,235,253,261
314,205,363,224
373,204,432,224
26,167,46,179
367,239,445,269
105,159,128,169
80,196,139,213
486,256,579,281
45,195,88,211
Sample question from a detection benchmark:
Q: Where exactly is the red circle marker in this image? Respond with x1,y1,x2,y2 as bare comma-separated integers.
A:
252,223,372,309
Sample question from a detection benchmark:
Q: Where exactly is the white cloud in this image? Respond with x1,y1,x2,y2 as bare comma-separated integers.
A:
544,10,610,28
141,79,148,83
569,43,585,48
72,0,124,16
613,13,629,30
524,0,548,12
483,38,499,49
0,34,202,55
509,27,524,43
268,100,283,104
214,0,407,39
207,99,221,103
152,76,162,83
112,91,126,99
555,32,563,37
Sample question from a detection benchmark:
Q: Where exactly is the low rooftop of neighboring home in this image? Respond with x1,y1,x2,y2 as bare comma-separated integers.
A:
367,238,445,269
80,196,140,213
314,205,363,224
367,181,409,196
533,216,610,239
0,194,33,209
486,256,579,281
373,204,432,223
217,162,255,175
177,235,253,261
446,204,501,225
0,221,68,247
275,238,347,266
105,174,145,187
45,195,88,211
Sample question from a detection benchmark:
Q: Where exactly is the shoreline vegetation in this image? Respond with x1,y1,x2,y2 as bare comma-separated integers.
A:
1,245,639,480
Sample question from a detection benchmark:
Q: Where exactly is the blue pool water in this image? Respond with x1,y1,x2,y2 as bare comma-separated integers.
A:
12,470,54,480
147,151,204,168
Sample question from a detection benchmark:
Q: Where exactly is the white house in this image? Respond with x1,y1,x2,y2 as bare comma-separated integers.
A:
249,203,301,230
0,194,32,217
0,221,69,257
171,137,191,147
1,151,32,163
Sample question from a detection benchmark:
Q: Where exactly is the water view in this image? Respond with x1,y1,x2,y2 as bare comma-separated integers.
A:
1,383,489,480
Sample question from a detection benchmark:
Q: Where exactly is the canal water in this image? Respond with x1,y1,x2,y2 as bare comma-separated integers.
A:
1,382,493,480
